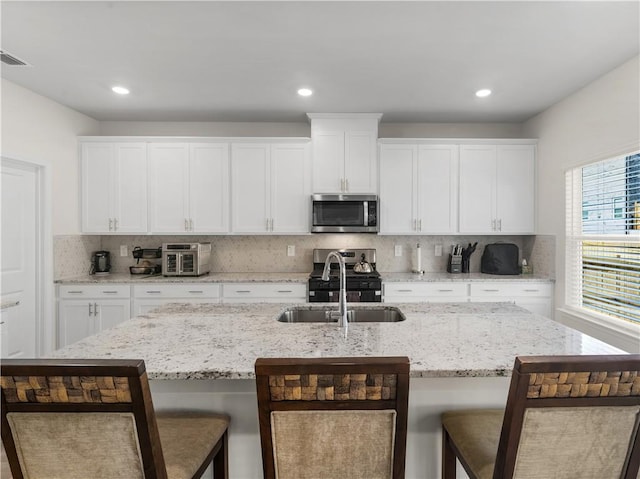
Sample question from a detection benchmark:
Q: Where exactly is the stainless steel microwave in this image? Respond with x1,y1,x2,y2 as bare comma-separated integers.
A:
311,194,378,233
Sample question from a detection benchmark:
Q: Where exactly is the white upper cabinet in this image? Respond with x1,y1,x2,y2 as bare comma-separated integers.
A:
459,143,535,234
309,114,381,193
149,142,230,233
379,142,458,234
231,141,310,234
81,142,147,233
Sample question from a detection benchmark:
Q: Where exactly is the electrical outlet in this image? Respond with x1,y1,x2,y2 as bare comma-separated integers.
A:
287,245,295,257
120,245,128,257
435,244,443,257
394,245,402,257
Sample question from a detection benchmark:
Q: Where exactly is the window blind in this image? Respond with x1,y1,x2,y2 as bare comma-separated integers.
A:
566,152,640,324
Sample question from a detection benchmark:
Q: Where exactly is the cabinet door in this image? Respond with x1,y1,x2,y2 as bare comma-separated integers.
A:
113,143,147,233
271,143,310,233
95,300,131,332
459,145,496,233
379,144,416,234
231,143,269,233
189,143,230,233
417,145,458,233
81,143,113,233
312,131,344,193
58,301,94,348
496,145,535,233
148,143,190,233
344,130,377,193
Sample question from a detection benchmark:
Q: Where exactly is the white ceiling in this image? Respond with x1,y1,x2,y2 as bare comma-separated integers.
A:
1,1,639,123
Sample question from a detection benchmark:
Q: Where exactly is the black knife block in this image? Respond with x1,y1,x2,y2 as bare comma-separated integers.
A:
447,254,462,274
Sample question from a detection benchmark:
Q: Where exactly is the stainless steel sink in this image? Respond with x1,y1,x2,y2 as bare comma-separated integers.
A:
277,306,406,323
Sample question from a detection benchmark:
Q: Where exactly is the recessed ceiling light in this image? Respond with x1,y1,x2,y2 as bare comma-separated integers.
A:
297,88,313,97
112,86,130,95
475,89,492,98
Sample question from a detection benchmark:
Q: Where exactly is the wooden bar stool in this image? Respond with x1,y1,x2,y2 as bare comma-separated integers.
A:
1,359,229,479
255,356,410,479
441,354,640,479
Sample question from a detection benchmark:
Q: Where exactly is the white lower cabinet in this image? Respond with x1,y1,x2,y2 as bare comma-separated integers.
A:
221,283,307,303
383,282,468,303
132,284,221,316
383,281,553,317
468,282,553,317
57,285,131,348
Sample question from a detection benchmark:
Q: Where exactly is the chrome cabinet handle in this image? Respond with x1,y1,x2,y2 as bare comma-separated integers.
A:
523,289,540,293
397,289,413,293
88,303,93,315
188,290,204,294
413,219,417,231
146,290,161,294
94,303,98,315
184,219,189,231
270,218,274,231
345,178,349,192
418,219,422,231
236,290,251,293
189,218,194,231
102,291,118,294
437,289,454,292
114,218,118,231
491,219,496,231
498,219,502,231
67,290,83,294
277,290,293,293
340,178,344,191
266,218,270,231
483,289,500,292
108,218,113,231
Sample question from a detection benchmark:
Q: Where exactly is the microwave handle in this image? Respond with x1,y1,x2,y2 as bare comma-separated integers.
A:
363,201,368,226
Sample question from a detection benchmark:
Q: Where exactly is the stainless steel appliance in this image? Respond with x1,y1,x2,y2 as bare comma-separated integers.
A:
90,251,111,275
308,248,381,302
162,243,211,277
311,194,378,233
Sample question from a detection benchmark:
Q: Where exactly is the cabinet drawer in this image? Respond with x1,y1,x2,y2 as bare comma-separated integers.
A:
383,282,468,298
222,283,306,299
133,284,220,298
59,284,130,299
469,282,552,297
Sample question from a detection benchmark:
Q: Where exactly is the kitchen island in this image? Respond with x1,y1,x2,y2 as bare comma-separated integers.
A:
52,302,623,479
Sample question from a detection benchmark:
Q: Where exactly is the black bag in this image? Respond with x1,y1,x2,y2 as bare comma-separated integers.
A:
481,243,520,275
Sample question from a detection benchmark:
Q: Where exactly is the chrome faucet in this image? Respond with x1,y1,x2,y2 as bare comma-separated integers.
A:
321,251,348,337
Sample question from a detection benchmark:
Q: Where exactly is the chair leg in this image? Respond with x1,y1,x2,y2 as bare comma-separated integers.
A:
213,430,228,479
442,427,457,479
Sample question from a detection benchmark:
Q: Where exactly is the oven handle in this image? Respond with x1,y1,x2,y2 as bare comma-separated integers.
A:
363,201,368,226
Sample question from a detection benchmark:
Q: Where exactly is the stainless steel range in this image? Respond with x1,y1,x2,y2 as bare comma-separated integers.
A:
308,248,381,302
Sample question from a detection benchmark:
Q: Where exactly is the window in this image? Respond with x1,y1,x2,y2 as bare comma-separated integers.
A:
566,152,640,324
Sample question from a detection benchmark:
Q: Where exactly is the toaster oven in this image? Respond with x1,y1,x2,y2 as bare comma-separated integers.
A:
162,243,211,276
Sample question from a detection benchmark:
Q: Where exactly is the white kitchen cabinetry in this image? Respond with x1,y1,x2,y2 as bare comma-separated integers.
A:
383,282,468,303
149,142,230,233
57,285,131,348
468,282,553,317
379,143,458,234
231,141,310,234
459,144,535,234
132,284,220,316
81,142,147,233
309,114,381,193
222,283,307,303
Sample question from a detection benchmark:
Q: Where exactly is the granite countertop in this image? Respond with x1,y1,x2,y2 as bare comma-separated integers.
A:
51,302,621,380
381,272,554,282
55,271,552,284
55,272,310,284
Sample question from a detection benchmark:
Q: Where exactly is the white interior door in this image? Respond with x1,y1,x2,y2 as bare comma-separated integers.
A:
1,162,37,357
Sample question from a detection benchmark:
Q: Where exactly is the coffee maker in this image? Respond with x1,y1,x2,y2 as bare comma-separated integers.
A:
90,250,111,275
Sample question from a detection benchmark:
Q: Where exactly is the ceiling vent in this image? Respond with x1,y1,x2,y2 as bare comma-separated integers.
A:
0,50,30,66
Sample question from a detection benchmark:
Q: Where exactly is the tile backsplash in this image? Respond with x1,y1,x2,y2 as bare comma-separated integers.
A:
55,234,555,279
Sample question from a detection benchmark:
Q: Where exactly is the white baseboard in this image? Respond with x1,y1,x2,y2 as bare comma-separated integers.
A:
556,308,640,353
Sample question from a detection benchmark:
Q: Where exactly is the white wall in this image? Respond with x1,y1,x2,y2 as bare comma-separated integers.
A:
1,79,100,235
522,55,640,351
